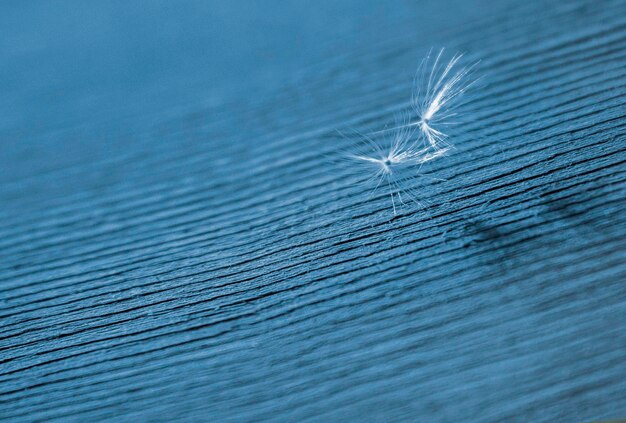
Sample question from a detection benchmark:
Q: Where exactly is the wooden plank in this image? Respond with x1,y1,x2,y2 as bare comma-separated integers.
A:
1,0,625,421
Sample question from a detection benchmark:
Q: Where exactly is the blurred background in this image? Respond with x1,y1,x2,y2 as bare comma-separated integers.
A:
0,0,507,133
0,0,512,196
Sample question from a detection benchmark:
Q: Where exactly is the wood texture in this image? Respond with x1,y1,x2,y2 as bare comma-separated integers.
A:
1,1,625,421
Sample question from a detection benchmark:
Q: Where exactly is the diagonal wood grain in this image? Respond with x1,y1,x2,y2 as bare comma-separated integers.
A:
1,0,625,421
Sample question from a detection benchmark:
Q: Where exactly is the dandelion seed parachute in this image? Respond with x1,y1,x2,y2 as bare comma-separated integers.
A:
337,115,447,215
332,48,476,215
410,48,479,149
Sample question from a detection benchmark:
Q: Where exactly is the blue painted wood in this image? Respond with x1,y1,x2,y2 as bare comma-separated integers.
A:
1,0,625,421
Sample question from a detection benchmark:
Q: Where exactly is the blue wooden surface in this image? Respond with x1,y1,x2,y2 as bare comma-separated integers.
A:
1,1,626,421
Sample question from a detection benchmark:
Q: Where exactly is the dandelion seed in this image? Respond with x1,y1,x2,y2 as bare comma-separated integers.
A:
409,48,479,149
332,49,476,215
338,116,448,215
